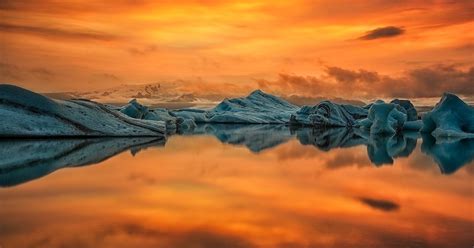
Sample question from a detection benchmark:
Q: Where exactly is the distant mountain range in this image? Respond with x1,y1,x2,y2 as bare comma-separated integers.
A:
43,83,219,108
43,82,368,108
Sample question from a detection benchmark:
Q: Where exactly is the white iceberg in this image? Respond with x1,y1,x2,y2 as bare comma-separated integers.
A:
421,93,474,138
0,84,166,137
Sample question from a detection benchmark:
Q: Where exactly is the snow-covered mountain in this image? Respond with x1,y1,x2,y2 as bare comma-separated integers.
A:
43,82,221,108
42,82,370,108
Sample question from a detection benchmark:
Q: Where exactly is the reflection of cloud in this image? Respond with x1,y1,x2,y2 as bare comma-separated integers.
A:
358,26,405,40
78,222,256,248
171,230,254,248
325,152,370,169
128,172,157,185
359,197,400,212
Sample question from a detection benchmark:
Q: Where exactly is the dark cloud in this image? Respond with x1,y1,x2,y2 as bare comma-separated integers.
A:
128,45,159,55
358,26,405,40
94,73,121,82
257,64,474,98
359,197,400,212
0,22,117,41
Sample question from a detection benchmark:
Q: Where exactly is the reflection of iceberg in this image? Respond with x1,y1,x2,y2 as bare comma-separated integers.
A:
364,132,418,166
292,127,418,166
421,134,474,174
179,124,293,153
293,127,367,150
0,138,165,187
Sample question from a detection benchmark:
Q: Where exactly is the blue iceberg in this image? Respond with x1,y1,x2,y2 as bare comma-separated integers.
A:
421,93,474,138
358,100,422,135
0,85,166,137
289,101,369,127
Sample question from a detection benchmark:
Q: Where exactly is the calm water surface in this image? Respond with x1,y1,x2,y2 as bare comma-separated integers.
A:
0,125,473,248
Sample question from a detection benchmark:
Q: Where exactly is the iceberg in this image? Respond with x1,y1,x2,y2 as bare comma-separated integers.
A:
206,90,299,124
119,99,181,132
119,90,298,131
390,99,418,121
0,85,166,137
358,100,422,135
289,101,369,127
173,90,299,124
421,93,474,138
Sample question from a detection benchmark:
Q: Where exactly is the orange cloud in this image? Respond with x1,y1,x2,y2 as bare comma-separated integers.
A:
0,0,472,96
257,64,474,98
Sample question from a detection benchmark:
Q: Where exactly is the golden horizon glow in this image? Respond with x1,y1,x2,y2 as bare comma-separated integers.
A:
0,0,473,98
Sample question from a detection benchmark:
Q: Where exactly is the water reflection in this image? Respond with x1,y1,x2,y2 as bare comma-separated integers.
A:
358,197,400,212
0,127,473,248
179,124,293,152
0,125,473,187
0,138,165,187
421,134,474,174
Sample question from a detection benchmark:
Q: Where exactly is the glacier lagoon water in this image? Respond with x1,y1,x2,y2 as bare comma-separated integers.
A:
0,125,473,247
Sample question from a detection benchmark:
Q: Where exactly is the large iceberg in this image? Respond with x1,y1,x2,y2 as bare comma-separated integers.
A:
289,101,369,127
421,93,474,138
173,90,299,125
0,85,166,137
358,100,422,135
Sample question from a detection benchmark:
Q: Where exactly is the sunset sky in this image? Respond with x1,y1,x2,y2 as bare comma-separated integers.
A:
0,0,473,98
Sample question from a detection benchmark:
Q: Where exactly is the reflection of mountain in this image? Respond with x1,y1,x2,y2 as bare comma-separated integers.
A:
421,134,474,174
0,138,165,187
180,124,293,153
